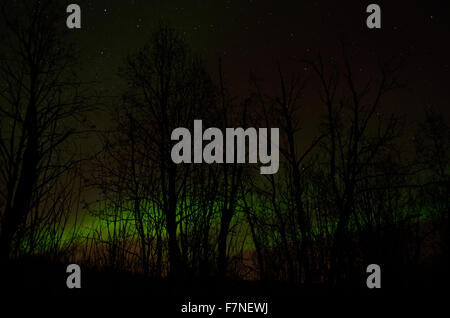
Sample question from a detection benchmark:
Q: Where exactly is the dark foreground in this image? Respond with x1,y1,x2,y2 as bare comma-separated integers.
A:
0,256,448,316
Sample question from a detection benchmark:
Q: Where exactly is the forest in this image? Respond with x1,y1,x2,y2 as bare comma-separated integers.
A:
0,1,448,307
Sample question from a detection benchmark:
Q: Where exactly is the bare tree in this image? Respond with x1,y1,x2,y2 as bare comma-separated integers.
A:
250,64,324,284
306,46,403,284
121,24,215,280
0,1,90,262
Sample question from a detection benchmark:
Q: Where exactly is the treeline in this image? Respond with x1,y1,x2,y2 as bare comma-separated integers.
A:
0,1,448,288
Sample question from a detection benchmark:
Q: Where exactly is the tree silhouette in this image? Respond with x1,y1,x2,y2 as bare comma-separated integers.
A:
0,1,90,262
119,24,215,280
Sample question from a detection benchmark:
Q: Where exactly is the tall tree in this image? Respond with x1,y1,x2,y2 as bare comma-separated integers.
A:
0,1,89,261
121,25,215,279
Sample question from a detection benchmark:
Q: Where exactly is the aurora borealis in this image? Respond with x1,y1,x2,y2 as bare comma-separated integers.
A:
0,0,448,314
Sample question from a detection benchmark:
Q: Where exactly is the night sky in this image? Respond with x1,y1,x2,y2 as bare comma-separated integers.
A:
66,0,449,138
0,1,449,297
